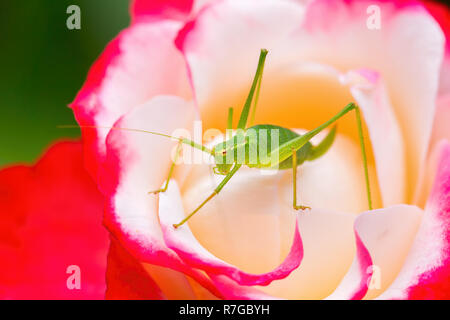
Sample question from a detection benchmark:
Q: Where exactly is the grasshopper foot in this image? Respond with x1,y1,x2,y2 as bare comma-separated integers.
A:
293,205,311,211
148,189,166,195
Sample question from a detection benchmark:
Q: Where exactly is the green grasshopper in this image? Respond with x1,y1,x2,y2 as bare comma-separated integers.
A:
66,49,373,229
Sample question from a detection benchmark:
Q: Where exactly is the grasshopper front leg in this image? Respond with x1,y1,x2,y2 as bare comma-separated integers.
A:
173,164,242,228
148,139,183,194
291,147,311,211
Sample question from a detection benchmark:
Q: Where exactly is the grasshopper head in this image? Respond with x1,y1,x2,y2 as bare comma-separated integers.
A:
212,140,234,175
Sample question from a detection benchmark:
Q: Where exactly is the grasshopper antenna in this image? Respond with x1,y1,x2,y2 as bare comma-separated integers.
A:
58,125,214,155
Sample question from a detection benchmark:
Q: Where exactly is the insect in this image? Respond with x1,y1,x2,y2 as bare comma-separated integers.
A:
65,49,373,229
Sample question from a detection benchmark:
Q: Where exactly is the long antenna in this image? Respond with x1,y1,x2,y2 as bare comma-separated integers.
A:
58,125,213,155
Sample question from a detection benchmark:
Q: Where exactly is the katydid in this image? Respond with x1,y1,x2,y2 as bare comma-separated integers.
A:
62,49,373,229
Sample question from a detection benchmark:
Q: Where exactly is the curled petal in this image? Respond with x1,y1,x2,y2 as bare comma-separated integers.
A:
378,140,450,299
158,181,303,286
209,275,281,300
329,205,423,300
326,230,373,300
430,94,450,152
70,20,190,180
101,96,222,298
343,69,406,206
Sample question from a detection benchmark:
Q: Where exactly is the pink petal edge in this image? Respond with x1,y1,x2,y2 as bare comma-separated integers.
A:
326,223,373,300
158,181,304,287
100,96,223,299
378,140,450,299
70,20,190,181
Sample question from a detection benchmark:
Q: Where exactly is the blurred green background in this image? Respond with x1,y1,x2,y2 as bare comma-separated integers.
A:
0,1,129,167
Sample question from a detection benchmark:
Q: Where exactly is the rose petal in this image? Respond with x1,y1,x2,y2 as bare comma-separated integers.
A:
378,140,450,299
107,239,210,299
304,0,445,203
0,141,109,299
105,238,165,300
423,0,450,54
422,0,450,95
417,94,450,206
101,95,222,298
430,93,450,152
329,205,423,300
343,69,406,206
131,0,194,22
142,263,210,299
325,229,373,300
70,20,191,180
158,181,303,286
209,275,280,300
176,0,306,107
415,139,447,209
258,208,357,299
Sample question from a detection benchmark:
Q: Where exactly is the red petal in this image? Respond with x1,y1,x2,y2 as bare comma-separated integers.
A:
131,0,194,22
105,238,165,300
0,141,109,299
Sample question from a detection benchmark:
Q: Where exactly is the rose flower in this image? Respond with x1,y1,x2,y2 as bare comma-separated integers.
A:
1,0,449,299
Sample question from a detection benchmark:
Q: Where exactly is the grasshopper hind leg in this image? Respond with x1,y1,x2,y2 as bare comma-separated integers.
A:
291,147,311,211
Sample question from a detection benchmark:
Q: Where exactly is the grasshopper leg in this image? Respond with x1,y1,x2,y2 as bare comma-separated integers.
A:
148,140,183,194
292,147,311,211
173,164,242,228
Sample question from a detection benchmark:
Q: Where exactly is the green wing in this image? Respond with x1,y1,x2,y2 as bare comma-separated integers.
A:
245,124,312,169
245,124,337,169
307,125,337,161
